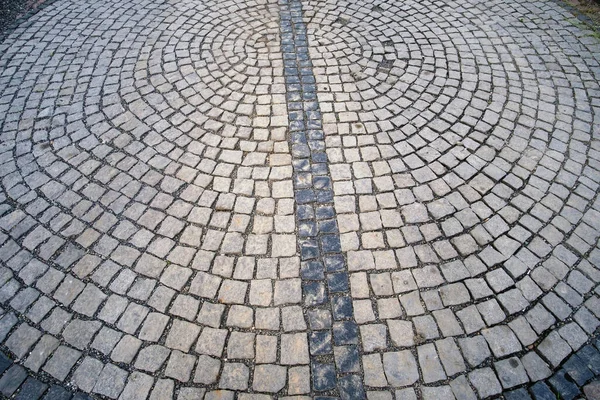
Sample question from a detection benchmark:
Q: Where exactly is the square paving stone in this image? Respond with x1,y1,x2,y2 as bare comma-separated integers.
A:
226,305,254,328
494,357,529,389
219,363,249,390
433,309,463,337
282,306,307,331
111,335,142,364
165,350,196,382
134,345,170,373
577,345,600,374
312,362,336,392
334,345,360,373
562,354,594,386
24,335,59,372
0,365,27,397
530,381,557,400
338,374,366,400
288,365,310,395
42,385,71,400
97,295,128,324
436,338,466,377
310,331,333,357
14,377,48,400
93,364,128,399
481,325,522,357
537,331,573,367
382,351,419,387
196,327,228,357
421,386,455,400
504,388,532,400
62,319,101,350
332,295,353,320
40,308,72,335
253,365,287,393
362,354,388,388
449,375,477,400
193,355,220,385
71,284,106,316
548,369,581,400
6,323,42,359
388,320,414,347
90,327,121,356
165,319,201,352
281,333,310,365
119,371,153,400
169,294,199,321
468,367,502,398
219,280,248,304
274,278,302,305
150,379,174,400
227,332,255,359
458,336,490,367
0,352,10,375
307,309,332,330
413,315,440,341
116,303,149,334
333,321,359,345
520,351,552,381
255,308,280,330
138,313,169,342
197,302,225,328
360,324,387,352
43,346,81,381
72,356,103,392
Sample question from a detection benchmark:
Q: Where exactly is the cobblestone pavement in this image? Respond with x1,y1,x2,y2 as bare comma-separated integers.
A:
0,0,599,398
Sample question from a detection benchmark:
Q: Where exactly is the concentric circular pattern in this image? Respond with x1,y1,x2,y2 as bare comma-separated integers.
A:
0,0,598,397
305,0,600,397
0,0,308,398
133,0,290,147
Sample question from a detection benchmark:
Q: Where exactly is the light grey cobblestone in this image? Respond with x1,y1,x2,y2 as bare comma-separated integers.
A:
0,0,598,397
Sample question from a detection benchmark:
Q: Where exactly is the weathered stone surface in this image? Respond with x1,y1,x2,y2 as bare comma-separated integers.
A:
0,0,598,396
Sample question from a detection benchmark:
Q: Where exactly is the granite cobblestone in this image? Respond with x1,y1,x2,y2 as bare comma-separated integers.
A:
0,0,598,397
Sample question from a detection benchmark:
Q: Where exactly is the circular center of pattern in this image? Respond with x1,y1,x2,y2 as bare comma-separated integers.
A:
125,1,288,144
0,0,599,398
310,22,410,85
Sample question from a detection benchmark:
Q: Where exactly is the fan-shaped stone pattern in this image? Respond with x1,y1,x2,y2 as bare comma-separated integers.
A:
131,0,290,147
304,0,600,397
0,0,599,397
0,0,309,398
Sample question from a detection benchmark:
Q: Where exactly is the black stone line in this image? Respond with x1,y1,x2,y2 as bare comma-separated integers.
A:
278,0,367,398
0,349,92,399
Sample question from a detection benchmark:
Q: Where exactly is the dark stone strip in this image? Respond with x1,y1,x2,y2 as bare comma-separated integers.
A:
0,350,92,400
278,1,366,398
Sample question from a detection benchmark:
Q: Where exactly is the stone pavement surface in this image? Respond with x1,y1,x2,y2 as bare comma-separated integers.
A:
0,0,599,398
